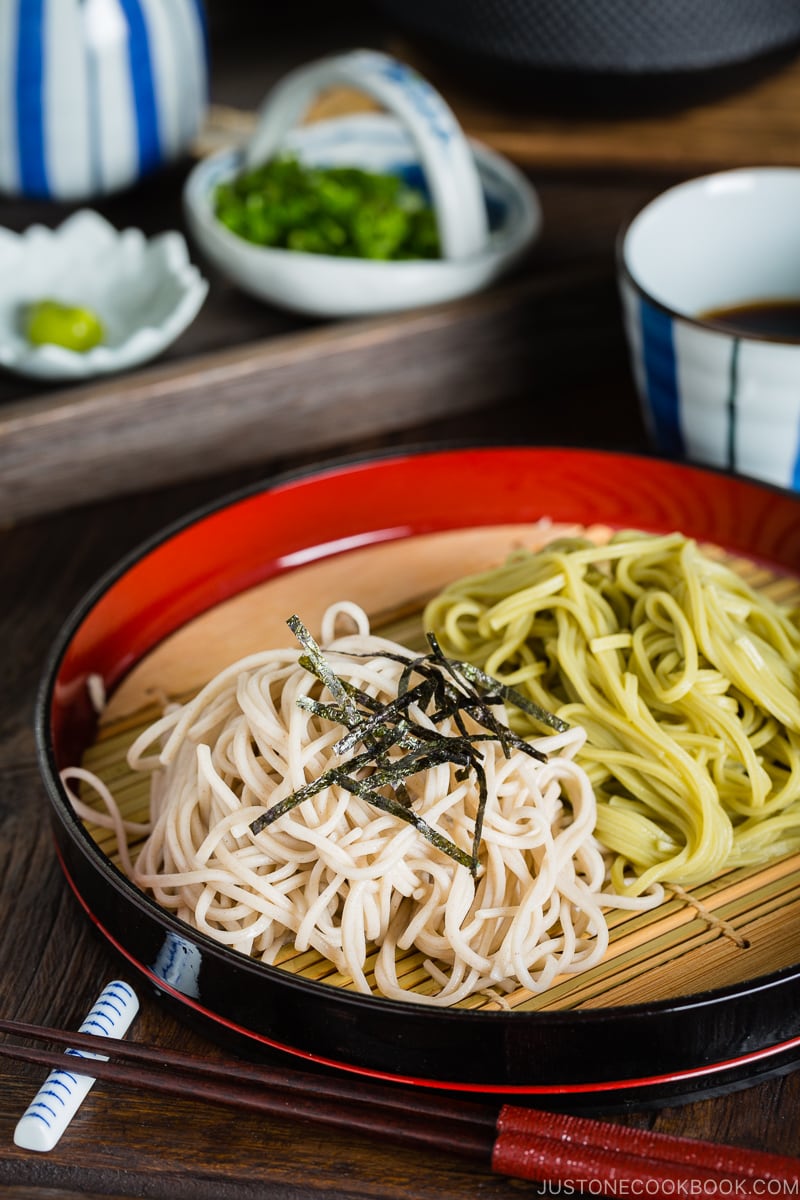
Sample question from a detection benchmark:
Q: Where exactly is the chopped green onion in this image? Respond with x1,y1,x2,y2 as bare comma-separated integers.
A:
214,154,441,261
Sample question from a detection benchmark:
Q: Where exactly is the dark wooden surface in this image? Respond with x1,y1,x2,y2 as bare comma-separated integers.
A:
2,4,800,1196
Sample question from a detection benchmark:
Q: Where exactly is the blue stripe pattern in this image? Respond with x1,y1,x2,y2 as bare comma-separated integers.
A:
791,425,800,492
5,0,206,200
118,0,162,176
15,0,49,197
639,298,685,459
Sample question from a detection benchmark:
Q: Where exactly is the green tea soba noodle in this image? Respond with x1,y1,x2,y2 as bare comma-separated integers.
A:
424,531,800,896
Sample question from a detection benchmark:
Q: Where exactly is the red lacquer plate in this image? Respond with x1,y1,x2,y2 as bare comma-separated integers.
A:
36,446,800,1108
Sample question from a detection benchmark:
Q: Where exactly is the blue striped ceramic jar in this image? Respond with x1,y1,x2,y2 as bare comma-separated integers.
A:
0,0,208,201
618,168,800,493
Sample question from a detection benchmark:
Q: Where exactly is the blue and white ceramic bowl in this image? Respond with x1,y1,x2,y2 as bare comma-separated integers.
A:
184,50,541,318
618,168,800,492
0,0,208,201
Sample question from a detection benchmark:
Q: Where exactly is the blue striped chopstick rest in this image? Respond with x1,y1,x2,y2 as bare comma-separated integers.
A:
13,981,140,1152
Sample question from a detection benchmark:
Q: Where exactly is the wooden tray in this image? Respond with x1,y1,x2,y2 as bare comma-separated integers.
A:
0,266,612,525
413,47,800,175
204,46,800,177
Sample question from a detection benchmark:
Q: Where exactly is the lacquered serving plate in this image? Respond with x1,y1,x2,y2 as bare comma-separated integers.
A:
36,446,800,1107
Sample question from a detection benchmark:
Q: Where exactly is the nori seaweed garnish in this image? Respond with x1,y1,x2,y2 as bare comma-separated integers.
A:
248,616,569,875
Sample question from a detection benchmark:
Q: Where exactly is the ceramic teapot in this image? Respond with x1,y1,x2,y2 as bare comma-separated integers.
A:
0,0,208,201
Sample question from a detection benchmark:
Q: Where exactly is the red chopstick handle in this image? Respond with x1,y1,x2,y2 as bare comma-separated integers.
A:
492,1132,764,1192
492,1106,800,1191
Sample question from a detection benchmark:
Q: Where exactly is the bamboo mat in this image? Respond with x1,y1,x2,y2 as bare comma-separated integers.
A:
73,533,800,1014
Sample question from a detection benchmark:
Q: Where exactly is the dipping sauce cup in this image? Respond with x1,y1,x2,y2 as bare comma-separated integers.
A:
618,167,800,491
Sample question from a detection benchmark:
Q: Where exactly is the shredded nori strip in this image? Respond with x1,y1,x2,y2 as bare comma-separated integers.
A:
248,616,568,875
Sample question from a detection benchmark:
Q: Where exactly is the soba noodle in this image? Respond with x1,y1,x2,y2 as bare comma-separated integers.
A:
424,531,800,896
63,602,659,1007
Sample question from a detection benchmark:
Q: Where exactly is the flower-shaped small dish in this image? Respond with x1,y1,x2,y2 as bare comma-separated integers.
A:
183,50,541,319
0,211,208,382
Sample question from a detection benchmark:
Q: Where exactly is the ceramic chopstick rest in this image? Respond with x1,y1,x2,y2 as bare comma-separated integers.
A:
14,980,139,1152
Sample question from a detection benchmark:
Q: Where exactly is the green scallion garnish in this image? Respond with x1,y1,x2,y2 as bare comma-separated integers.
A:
214,155,441,261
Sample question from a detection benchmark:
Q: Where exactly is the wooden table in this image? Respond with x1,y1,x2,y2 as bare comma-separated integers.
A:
2,4,800,1196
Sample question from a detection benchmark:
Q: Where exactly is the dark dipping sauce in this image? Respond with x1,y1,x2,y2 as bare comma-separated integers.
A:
700,298,800,340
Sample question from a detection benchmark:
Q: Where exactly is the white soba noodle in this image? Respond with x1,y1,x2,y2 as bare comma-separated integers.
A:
63,603,660,1007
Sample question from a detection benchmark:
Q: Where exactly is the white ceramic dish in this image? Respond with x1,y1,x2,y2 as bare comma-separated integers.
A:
0,210,208,381
183,50,541,318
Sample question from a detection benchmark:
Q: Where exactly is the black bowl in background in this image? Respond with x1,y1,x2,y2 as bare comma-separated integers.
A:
372,0,800,112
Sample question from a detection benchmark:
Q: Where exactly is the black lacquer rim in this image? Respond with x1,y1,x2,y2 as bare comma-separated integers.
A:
34,442,800,1093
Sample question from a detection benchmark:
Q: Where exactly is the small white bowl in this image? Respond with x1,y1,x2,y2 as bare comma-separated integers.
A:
0,211,208,381
183,50,541,318
618,167,800,492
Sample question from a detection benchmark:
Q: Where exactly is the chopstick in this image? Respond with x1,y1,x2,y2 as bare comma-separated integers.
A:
2,1017,798,1191
1,1016,493,1160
